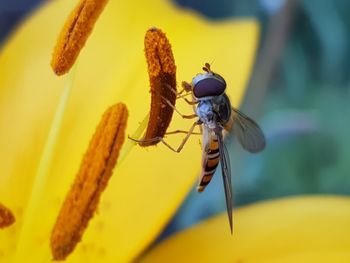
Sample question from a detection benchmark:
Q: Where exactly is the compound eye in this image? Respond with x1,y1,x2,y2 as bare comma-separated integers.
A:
213,73,226,84
193,76,226,98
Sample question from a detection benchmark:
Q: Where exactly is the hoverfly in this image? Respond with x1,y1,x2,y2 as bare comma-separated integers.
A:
132,63,265,232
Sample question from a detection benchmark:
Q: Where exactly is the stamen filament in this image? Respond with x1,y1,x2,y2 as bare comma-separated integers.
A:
13,65,77,263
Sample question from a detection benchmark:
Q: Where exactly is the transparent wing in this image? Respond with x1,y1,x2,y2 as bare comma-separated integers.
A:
223,142,231,187
231,107,266,153
216,128,233,233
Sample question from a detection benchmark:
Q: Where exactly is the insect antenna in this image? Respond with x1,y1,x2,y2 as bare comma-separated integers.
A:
205,62,211,71
202,66,209,73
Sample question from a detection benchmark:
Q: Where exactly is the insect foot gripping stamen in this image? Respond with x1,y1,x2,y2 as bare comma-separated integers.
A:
140,27,177,146
50,103,128,260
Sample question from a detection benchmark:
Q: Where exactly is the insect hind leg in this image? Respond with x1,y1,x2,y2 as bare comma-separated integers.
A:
166,130,202,135
129,121,200,153
129,136,179,152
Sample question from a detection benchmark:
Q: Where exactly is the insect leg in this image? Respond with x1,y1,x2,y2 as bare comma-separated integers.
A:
128,121,200,153
174,85,187,96
165,83,188,97
166,130,201,135
161,95,197,119
181,81,193,92
171,120,200,152
165,84,197,105
129,136,163,145
181,97,198,105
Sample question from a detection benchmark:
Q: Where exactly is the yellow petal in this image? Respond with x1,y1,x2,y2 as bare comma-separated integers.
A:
139,196,350,263
0,0,259,262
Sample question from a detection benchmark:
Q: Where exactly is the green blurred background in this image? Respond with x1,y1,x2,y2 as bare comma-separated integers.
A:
1,0,349,238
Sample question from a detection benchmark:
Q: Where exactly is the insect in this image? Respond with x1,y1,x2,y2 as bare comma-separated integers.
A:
131,63,266,232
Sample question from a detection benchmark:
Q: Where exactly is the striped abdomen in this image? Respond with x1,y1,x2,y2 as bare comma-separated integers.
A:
197,136,220,192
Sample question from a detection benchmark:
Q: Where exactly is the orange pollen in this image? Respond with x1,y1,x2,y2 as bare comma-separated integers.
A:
51,0,109,76
140,27,177,146
50,103,128,260
0,203,15,229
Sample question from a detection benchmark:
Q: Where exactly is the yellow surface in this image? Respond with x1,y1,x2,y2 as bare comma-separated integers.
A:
140,196,350,263
0,0,259,262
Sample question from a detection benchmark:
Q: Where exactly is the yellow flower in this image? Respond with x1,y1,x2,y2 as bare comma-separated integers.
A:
140,196,350,263
0,0,259,262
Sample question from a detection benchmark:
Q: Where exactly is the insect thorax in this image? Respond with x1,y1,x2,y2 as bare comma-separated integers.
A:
196,94,231,129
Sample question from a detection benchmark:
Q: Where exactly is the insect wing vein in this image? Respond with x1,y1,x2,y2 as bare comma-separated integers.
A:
216,128,233,233
231,107,266,153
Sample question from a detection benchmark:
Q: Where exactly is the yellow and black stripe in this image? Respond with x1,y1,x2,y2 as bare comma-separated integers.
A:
197,137,220,192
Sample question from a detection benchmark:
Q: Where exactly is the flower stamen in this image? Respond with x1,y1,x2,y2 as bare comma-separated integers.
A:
140,27,177,146
0,203,15,229
51,0,109,75
50,103,128,260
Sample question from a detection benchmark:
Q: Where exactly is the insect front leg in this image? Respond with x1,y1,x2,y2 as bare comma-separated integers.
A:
161,95,197,119
179,96,198,106
165,83,198,106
